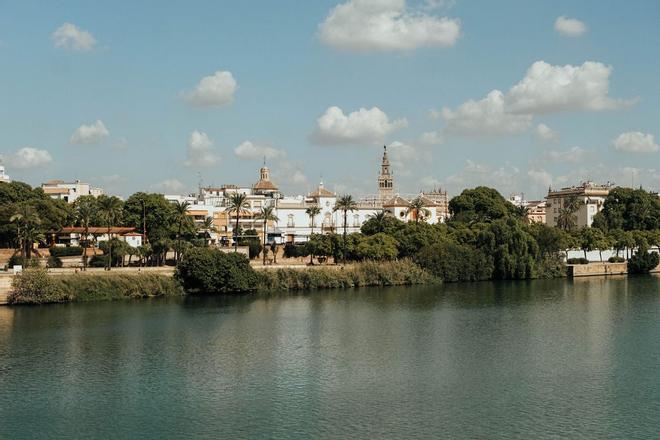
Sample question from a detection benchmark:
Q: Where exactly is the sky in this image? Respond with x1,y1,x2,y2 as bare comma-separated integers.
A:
1,0,659,200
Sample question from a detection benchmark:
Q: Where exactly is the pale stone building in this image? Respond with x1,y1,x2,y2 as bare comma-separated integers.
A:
0,162,10,183
41,179,104,203
545,181,613,228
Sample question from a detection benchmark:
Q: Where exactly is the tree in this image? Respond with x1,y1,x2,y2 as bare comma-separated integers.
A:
557,195,581,231
609,229,635,258
10,203,42,264
175,247,260,294
415,240,493,282
333,195,358,264
355,233,398,260
406,197,430,223
594,187,660,231
227,193,250,252
361,211,402,236
97,195,123,270
123,192,175,243
198,216,216,245
256,206,279,265
578,227,608,261
172,200,191,263
448,186,515,223
74,197,97,270
305,205,322,235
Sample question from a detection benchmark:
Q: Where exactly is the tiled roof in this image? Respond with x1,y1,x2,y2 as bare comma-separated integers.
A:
253,180,278,190
383,195,411,207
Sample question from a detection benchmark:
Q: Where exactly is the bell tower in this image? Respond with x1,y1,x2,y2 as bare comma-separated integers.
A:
378,145,394,202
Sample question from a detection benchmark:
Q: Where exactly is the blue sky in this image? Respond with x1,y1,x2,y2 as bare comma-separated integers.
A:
1,0,659,199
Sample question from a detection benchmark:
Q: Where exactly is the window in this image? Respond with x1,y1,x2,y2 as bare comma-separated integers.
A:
353,214,360,227
323,213,332,227
287,214,294,227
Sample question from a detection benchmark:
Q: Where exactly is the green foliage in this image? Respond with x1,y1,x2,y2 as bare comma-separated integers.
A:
355,233,398,260
392,222,444,258
476,218,539,279
258,260,430,291
49,246,84,257
7,254,40,268
414,241,493,282
577,227,609,260
567,257,589,264
238,228,262,259
8,271,182,304
175,247,259,294
361,212,403,236
8,269,71,304
123,192,176,243
628,248,660,274
88,255,109,267
608,256,625,263
283,243,305,259
448,186,515,223
47,255,63,268
594,187,660,231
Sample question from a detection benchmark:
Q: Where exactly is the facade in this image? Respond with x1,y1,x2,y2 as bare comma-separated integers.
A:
51,226,139,247
168,147,450,245
545,181,613,228
0,162,10,183
508,194,547,224
41,179,104,203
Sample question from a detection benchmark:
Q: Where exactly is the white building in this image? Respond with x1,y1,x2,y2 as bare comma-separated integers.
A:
508,194,547,224
41,179,104,203
545,181,614,228
0,162,10,183
168,146,450,246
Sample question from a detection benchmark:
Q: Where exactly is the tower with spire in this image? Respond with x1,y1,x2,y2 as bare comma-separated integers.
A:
378,145,394,202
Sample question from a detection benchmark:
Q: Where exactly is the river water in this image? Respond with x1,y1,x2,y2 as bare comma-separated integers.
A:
1,276,659,439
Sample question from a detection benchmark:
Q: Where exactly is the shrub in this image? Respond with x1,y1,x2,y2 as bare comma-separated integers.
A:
47,255,63,268
355,233,398,261
175,247,260,294
8,269,70,304
608,256,626,263
88,255,109,267
414,241,492,282
535,256,566,279
567,257,589,265
49,246,84,257
283,243,304,259
7,255,40,268
628,249,660,274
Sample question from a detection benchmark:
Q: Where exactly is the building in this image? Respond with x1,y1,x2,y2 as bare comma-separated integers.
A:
545,181,613,228
0,162,10,183
50,226,139,247
508,194,546,224
168,146,450,245
41,179,104,203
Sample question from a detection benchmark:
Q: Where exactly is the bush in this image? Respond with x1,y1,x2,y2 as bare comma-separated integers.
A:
283,243,304,259
8,271,182,304
47,255,63,268
608,256,626,263
414,241,493,282
7,255,40,268
355,233,398,261
567,257,589,265
8,269,70,304
258,259,430,291
175,247,260,294
534,256,566,279
88,255,109,267
49,246,83,257
628,249,660,274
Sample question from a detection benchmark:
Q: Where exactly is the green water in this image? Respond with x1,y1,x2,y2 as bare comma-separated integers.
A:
1,276,660,439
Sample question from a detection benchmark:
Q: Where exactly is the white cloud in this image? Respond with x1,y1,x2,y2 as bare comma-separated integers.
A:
441,90,532,136
234,141,287,161
319,0,461,52
543,146,591,163
151,179,186,194
527,169,553,188
535,123,559,142
554,16,587,37
69,120,109,145
418,130,443,145
506,61,629,114
312,106,407,145
182,70,237,107
184,130,219,167
4,147,53,169
612,131,659,153
51,23,97,51
440,60,631,138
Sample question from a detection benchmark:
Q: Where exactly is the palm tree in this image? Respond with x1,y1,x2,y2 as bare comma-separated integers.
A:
333,194,358,264
173,200,191,263
97,196,123,270
227,193,250,252
75,199,95,270
367,211,390,233
256,206,279,265
406,197,430,223
198,216,216,245
10,203,41,264
305,205,321,235
557,195,581,231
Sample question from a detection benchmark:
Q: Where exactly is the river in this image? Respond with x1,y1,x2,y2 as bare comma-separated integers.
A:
1,276,659,439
